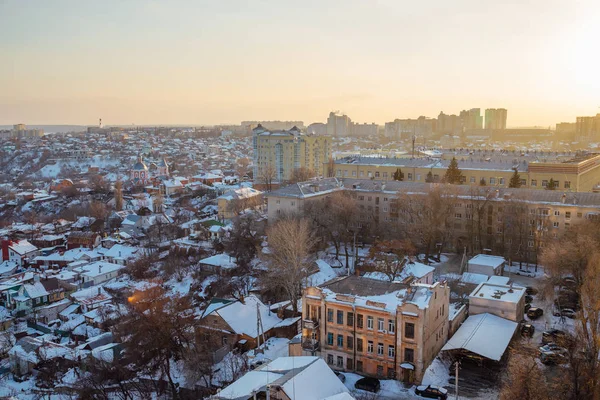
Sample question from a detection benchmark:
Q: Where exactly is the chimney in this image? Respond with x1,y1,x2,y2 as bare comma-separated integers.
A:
1,239,11,262
98,265,103,274
561,193,567,204
98,287,101,295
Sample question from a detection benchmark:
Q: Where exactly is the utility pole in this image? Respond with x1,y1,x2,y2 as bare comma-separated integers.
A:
455,360,460,400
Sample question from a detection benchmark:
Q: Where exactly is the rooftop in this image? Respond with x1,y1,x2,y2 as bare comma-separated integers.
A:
470,282,525,304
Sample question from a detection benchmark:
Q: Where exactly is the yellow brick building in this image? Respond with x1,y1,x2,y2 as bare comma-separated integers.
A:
252,124,331,185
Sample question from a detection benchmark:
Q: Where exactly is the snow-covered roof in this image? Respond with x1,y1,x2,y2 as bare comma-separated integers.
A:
460,272,489,285
470,282,525,304
216,371,285,399
198,254,237,269
209,295,282,338
486,275,510,285
9,239,37,255
279,358,349,400
103,244,139,260
74,261,125,278
441,313,518,361
23,281,50,299
468,254,505,269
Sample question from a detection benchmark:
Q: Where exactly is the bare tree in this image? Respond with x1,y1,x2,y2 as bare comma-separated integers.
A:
289,167,316,183
114,180,124,211
364,239,415,281
258,164,277,192
262,218,316,312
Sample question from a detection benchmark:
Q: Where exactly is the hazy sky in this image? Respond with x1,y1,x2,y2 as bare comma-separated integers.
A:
1,0,599,127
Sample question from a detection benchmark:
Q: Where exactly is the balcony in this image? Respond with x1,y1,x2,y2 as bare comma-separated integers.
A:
302,318,319,330
301,338,320,352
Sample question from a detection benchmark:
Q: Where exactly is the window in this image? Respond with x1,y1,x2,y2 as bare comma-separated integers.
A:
408,173,413,181
347,336,353,349
566,211,571,219
291,201,295,206
565,181,571,189
490,177,496,185
327,309,333,322
528,240,534,247
578,212,583,218
367,316,374,330
405,323,415,339
347,312,354,326
388,368,396,379
416,174,421,181
383,172,388,178
404,348,415,363
358,195,364,201
276,199,280,204
542,180,548,187
337,335,343,347
499,178,505,185
347,357,354,370
388,345,395,358
357,314,364,328
357,338,363,352
352,170,357,177
337,310,344,324
470,176,476,183
327,354,333,364
554,210,560,216
455,213,462,219
383,197,389,202
388,319,395,333
378,318,384,331
377,365,384,377
368,171,372,177
337,356,344,368
531,179,537,187
360,171,364,177
553,222,559,228
375,172,380,178
377,343,384,355
357,361,363,372
520,179,527,186
327,333,334,345
367,341,374,353
337,170,341,177
383,207,388,212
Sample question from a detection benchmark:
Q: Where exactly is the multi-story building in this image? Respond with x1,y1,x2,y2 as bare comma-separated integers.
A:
252,124,331,185
351,122,378,137
437,112,462,135
241,120,305,131
485,108,508,130
267,178,600,262
459,108,483,130
302,275,450,383
331,150,600,192
384,117,435,140
576,114,600,142
327,112,352,137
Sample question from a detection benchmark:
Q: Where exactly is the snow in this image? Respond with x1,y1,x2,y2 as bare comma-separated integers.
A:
343,372,408,399
199,253,237,269
460,272,489,285
103,244,139,261
167,274,194,296
470,282,526,304
308,259,339,286
468,254,505,269
421,357,451,387
74,261,125,278
9,239,37,255
23,281,49,298
442,313,518,361
209,295,283,338
216,370,285,399
487,275,510,285
280,358,349,400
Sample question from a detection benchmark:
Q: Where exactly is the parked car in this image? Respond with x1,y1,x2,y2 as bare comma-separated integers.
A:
542,329,572,346
526,286,539,295
525,295,534,304
521,323,535,338
415,384,449,399
355,377,381,393
540,351,567,365
553,308,576,319
527,307,544,320
539,343,568,356
561,276,577,288
516,269,536,277
524,303,532,313
334,371,346,383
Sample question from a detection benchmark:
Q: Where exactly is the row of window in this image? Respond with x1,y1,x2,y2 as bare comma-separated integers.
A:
326,310,415,336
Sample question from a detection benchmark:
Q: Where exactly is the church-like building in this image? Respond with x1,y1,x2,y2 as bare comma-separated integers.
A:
129,155,169,185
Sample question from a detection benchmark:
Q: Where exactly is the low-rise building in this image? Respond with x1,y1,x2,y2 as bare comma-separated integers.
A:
469,282,525,322
302,275,450,384
467,254,505,276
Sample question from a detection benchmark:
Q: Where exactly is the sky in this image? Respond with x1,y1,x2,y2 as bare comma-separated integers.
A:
1,0,599,127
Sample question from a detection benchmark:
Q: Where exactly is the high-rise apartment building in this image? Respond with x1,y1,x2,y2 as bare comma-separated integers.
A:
384,117,435,140
437,112,462,134
252,124,331,185
576,114,600,142
327,112,352,137
459,108,483,130
485,108,508,130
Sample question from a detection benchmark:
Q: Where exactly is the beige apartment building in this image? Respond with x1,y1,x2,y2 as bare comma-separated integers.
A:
333,151,600,192
302,276,450,384
268,178,600,262
252,124,331,185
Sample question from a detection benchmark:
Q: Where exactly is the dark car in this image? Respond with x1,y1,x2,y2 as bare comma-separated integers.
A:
540,351,567,365
524,303,532,313
526,286,539,295
355,377,381,393
525,295,534,304
521,323,535,338
553,308,576,319
415,385,449,399
542,329,572,346
527,307,544,319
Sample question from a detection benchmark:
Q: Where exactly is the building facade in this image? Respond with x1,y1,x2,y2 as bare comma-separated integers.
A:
485,108,508,130
302,276,450,384
252,125,331,185
327,112,352,137
576,114,600,142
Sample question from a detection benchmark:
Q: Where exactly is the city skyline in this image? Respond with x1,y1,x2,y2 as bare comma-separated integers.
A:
1,0,599,126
